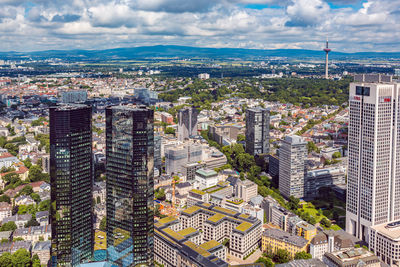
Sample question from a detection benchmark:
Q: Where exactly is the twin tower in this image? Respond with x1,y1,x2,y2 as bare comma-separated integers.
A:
49,104,154,266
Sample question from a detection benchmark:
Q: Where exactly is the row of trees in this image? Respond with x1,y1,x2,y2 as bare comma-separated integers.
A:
159,77,352,108
0,249,41,266
256,250,312,266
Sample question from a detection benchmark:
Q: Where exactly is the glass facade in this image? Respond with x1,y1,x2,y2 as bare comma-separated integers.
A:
105,106,154,267
50,104,93,266
245,107,270,156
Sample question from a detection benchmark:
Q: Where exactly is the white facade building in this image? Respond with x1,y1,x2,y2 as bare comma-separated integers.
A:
279,135,307,199
346,74,400,245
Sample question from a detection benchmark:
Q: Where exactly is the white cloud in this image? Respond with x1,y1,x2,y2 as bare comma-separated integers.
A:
0,0,397,52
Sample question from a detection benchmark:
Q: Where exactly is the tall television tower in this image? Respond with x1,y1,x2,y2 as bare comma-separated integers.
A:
323,38,331,79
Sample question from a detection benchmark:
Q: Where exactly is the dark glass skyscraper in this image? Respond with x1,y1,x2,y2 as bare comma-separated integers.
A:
245,107,270,156
49,104,93,266
106,105,154,267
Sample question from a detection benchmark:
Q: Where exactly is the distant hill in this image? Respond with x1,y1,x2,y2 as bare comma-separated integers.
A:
1,45,400,61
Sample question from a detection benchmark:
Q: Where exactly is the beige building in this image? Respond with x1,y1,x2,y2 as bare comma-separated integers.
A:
0,202,12,222
235,179,257,202
323,247,380,267
180,202,262,259
370,222,400,266
154,216,228,267
262,228,308,258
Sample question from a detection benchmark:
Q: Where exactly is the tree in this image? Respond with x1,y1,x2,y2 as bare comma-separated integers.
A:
25,217,40,227
11,249,31,266
332,151,341,159
32,254,41,267
288,196,300,211
155,188,166,201
294,251,312,260
236,134,245,142
321,217,332,228
100,217,106,231
307,141,319,153
0,194,11,204
273,249,291,264
4,143,18,156
3,173,20,185
0,221,17,232
38,200,50,211
22,158,32,169
31,193,41,203
28,165,44,182
256,257,274,267
165,127,175,135
96,196,101,204
18,185,33,196
0,252,12,266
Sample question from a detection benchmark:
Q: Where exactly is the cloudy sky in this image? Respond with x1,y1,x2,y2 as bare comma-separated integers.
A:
0,0,398,52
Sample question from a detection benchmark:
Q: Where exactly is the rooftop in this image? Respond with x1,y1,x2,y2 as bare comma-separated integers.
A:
182,205,202,215
236,222,252,232
325,247,378,265
177,227,197,237
196,168,218,177
199,240,222,251
190,188,206,195
263,229,308,248
371,221,400,240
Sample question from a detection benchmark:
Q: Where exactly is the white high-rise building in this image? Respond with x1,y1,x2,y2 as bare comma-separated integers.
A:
279,135,307,199
346,74,400,244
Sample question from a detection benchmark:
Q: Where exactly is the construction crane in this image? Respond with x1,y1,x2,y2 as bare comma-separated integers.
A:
171,176,180,211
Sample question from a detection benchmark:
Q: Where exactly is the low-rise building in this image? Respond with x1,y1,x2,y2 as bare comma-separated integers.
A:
262,196,293,231
262,228,308,258
194,169,219,190
187,189,209,208
305,166,346,199
32,241,51,266
13,225,51,242
323,247,380,267
0,202,12,222
235,179,258,202
2,214,32,229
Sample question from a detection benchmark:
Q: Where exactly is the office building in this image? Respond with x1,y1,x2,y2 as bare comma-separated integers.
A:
323,247,380,267
183,162,204,181
262,229,308,259
194,168,219,190
235,179,258,202
178,107,198,141
154,134,162,172
154,216,228,267
245,107,270,156
180,203,262,260
134,88,158,105
165,143,202,175
346,74,400,244
61,90,88,104
49,104,93,266
105,105,154,266
370,222,400,266
279,135,307,199
305,166,346,199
